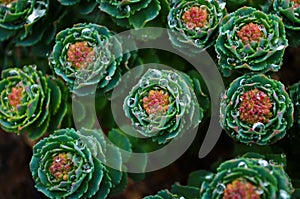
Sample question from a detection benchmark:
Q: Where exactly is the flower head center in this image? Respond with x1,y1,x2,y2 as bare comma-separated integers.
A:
8,86,24,107
223,179,261,199
143,90,169,116
182,6,209,29
238,88,273,124
67,41,95,70
49,153,74,181
237,23,264,44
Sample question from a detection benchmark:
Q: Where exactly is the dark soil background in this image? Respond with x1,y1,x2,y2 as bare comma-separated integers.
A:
0,47,299,199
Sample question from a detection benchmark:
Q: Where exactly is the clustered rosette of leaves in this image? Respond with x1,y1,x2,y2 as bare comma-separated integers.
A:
220,73,294,145
123,68,206,144
49,23,129,96
0,0,50,44
144,153,294,198
0,65,67,139
215,7,288,77
167,0,226,55
30,127,131,199
200,154,294,198
272,0,300,47
144,189,183,199
289,81,300,125
97,0,168,28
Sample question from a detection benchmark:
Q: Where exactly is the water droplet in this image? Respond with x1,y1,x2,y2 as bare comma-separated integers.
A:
238,161,248,168
32,65,37,70
279,190,289,199
255,188,264,195
227,169,231,174
216,183,226,194
237,87,245,93
169,18,177,28
82,163,92,173
49,175,55,181
239,78,246,85
264,84,272,88
132,107,140,115
8,70,19,76
31,114,36,118
263,182,270,187
270,64,280,71
127,98,136,107
140,79,149,88
252,122,265,133
194,39,201,45
276,45,285,50
204,174,213,180
159,79,168,87
70,175,76,181
105,76,112,81
258,159,269,167
30,84,40,94
168,73,178,82
64,61,72,68
100,56,110,65
76,139,85,150
73,32,80,38
278,95,286,103
81,28,92,36
148,69,162,78
227,57,236,65
55,157,60,162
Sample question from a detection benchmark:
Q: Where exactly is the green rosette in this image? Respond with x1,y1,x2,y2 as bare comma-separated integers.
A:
272,0,300,47
144,189,183,199
0,65,67,139
220,73,294,145
0,0,49,42
97,0,164,28
30,128,129,199
200,155,294,198
289,81,300,125
167,0,226,55
215,7,288,77
49,23,126,96
123,68,204,144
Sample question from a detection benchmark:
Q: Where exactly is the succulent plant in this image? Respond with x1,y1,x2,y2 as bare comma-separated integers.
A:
0,0,49,42
200,154,294,198
215,7,288,77
272,0,300,47
49,23,128,96
0,65,67,139
220,73,294,145
144,189,183,199
289,81,300,125
167,0,226,55
123,68,204,144
30,128,129,199
97,0,165,28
